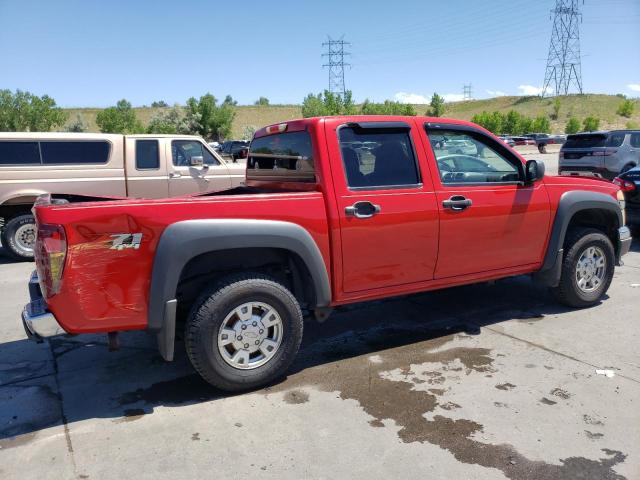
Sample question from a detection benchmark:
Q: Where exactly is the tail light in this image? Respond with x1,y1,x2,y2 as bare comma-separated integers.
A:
613,177,637,192
594,148,618,156
35,224,67,298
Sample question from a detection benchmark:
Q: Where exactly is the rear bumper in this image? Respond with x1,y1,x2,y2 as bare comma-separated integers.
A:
618,226,632,263
22,271,66,342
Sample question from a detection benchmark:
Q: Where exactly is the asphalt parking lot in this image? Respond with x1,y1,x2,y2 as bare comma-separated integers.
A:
2,147,639,480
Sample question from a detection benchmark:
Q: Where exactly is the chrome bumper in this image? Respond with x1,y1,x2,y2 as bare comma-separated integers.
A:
22,271,66,341
618,226,632,263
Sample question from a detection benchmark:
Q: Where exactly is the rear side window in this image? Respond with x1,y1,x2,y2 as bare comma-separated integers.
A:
338,126,419,188
606,133,626,147
0,141,41,165
247,131,314,182
136,139,160,169
564,134,607,149
630,133,640,148
40,141,110,164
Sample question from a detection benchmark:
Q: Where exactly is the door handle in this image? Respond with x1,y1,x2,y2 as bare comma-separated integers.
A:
169,172,182,178
442,195,472,211
345,201,381,219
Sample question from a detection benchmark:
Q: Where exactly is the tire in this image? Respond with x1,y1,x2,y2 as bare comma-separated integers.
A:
538,144,547,154
550,227,615,308
1,213,36,261
185,273,304,392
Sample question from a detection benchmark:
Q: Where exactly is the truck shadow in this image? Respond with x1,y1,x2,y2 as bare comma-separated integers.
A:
1,273,593,446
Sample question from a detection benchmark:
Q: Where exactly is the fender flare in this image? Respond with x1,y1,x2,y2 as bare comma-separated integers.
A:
148,219,332,359
535,190,622,285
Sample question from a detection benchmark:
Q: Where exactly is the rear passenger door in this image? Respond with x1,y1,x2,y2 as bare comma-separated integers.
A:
327,119,439,293
125,138,169,198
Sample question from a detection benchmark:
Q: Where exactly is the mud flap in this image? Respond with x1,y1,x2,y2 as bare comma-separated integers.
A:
533,249,563,287
157,299,177,361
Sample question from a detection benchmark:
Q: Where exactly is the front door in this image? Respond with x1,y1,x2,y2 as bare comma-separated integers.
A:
327,119,440,293
168,139,232,196
422,124,551,279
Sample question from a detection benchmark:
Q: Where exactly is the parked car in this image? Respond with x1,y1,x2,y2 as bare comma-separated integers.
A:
441,138,477,155
524,133,566,153
219,140,250,162
497,135,516,147
614,165,640,232
509,136,534,146
22,116,631,392
0,133,245,260
559,130,640,180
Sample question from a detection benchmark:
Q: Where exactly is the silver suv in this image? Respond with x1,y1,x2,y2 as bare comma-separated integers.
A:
559,130,640,180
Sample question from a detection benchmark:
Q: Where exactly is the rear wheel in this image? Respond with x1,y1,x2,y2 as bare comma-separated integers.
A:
550,228,615,308
620,163,635,174
538,143,547,154
1,214,36,260
185,273,304,391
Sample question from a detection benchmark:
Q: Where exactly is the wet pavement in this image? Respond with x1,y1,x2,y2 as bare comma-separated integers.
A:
1,238,639,480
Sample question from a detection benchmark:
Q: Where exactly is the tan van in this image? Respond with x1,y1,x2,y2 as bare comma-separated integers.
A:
0,132,245,259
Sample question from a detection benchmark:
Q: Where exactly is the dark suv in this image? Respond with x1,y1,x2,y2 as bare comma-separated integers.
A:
219,141,249,162
559,130,640,180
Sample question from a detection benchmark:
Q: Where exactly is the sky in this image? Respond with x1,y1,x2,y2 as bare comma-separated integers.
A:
0,0,638,107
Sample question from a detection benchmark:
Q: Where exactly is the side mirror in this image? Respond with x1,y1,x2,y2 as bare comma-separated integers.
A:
525,159,545,183
190,155,204,167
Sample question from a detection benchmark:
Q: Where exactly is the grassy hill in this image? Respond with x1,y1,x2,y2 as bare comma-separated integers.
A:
63,94,639,139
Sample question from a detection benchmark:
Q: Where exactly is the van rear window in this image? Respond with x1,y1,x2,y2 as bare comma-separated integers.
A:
0,141,41,165
564,134,607,149
247,131,314,182
40,141,110,164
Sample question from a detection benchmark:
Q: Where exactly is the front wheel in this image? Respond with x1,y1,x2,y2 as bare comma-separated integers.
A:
1,213,36,260
550,228,615,308
185,273,303,392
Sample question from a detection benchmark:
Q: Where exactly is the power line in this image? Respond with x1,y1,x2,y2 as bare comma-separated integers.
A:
322,36,351,98
542,0,584,97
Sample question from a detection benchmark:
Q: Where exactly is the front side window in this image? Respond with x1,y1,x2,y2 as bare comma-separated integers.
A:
338,126,420,188
136,139,159,170
40,141,110,164
0,141,41,165
427,129,520,184
171,140,217,166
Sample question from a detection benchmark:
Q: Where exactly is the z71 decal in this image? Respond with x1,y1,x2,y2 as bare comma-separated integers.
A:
110,233,143,251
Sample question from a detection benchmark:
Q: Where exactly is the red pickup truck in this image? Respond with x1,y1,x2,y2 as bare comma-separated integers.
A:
23,116,632,391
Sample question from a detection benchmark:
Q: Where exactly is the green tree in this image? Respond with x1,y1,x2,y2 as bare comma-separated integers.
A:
551,98,561,120
65,114,88,133
222,95,238,107
360,99,416,115
582,116,600,132
565,117,581,134
254,97,270,106
427,93,445,117
471,111,504,134
532,115,551,133
146,105,186,134
301,90,356,117
96,99,144,134
616,99,635,118
184,93,235,141
151,100,169,108
519,116,533,134
0,89,67,131
503,110,523,135
242,125,257,140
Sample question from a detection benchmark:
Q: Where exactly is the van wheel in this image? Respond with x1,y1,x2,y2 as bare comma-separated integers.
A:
620,164,635,174
185,273,304,392
1,214,36,261
550,228,615,308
